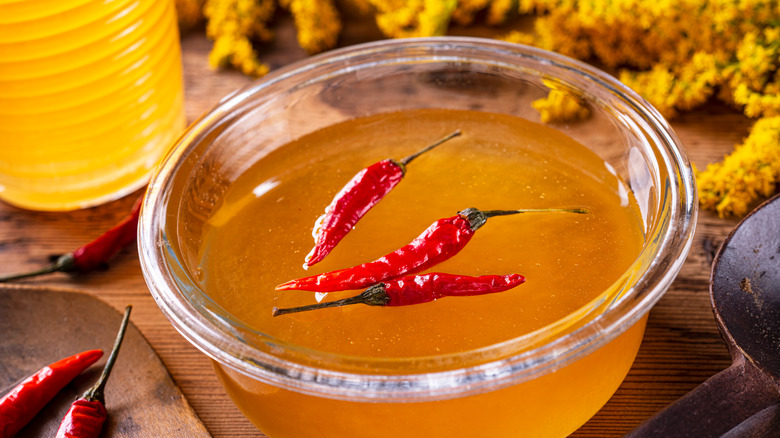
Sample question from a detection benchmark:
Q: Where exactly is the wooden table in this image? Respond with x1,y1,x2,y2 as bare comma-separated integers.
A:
0,27,759,437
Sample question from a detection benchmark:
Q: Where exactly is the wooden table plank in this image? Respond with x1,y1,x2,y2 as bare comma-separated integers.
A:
0,28,758,437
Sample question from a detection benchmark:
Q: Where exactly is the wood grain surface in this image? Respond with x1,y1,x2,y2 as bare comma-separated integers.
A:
0,18,765,437
0,285,209,437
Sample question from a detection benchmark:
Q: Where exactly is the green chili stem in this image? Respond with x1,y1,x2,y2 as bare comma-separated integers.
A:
273,285,390,316
399,130,462,166
481,208,589,218
461,207,589,231
0,254,75,282
84,305,132,403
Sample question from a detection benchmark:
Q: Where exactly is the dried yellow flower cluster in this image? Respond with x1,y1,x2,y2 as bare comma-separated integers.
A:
179,0,344,78
531,88,590,124
698,117,780,217
175,0,780,215
281,0,342,54
451,0,515,27
203,0,275,77
369,0,456,38
505,0,780,216
512,1,780,120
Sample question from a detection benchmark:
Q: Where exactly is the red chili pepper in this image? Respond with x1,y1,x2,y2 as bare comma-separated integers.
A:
277,207,586,292
0,349,103,438
272,273,526,316
0,198,141,282
55,399,106,438
55,305,131,438
304,130,462,268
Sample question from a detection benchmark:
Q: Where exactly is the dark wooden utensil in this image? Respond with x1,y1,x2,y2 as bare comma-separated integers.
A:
627,194,780,437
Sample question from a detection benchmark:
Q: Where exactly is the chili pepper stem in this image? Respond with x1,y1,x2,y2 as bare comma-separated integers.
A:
83,305,132,403
273,284,390,316
460,207,589,231
481,208,589,217
398,130,462,166
0,197,140,282
0,254,75,282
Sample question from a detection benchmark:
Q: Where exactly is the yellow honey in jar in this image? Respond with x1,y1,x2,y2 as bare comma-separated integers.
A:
198,108,646,437
0,0,185,210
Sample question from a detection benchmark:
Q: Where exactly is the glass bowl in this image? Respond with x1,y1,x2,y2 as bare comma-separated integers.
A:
139,37,696,437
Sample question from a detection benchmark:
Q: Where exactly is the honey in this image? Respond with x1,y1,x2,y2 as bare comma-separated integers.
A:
0,0,185,210
198,108,646,437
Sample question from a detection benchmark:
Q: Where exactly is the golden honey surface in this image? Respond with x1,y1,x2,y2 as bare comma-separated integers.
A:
198,108,645,360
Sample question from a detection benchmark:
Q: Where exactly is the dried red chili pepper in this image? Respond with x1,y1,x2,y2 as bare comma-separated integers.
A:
0,198,141,282
277,207,586,292
55,305,131,438
273,273,526,316
0,349,103,438
304,130,462,268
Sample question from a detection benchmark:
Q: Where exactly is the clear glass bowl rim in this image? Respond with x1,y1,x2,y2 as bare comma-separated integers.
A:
139,37,697,402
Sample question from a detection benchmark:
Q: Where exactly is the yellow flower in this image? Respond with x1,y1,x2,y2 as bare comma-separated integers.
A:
452,0,515,26
209,34,270,77
486,0,516,26
619,52,718,119
698,116,780,217
205,0,275,42
452,0,491,26
499,30,536,46
203,0,275,77
281,0,342,54
369,0,457,38
531,88,590,124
